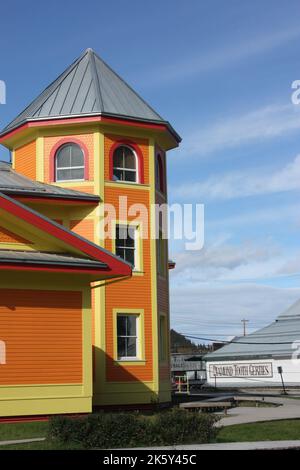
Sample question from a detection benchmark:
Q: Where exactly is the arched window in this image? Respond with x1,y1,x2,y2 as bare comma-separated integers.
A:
156,154,164,192
113,145,137,183
55,143,85,182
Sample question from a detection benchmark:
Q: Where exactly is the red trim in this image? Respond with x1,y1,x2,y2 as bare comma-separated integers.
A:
49,137,89,182
100,116,167,132
0,193,132,277
0,413,88,424
0,115,171,140
0,264,110,275
15,196,99,205
109,140,144,184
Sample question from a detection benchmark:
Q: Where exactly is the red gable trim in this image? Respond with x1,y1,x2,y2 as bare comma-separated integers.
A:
0,193,131,277
0,115,179,145
0,264,108,275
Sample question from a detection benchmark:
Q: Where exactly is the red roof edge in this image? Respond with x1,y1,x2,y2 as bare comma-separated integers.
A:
0,192,132,278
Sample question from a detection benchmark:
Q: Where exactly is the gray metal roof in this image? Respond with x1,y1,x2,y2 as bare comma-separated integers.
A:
1,48,180,142
205,299,300,361
0,249,107,268
277,298,300,321
0,161,99,201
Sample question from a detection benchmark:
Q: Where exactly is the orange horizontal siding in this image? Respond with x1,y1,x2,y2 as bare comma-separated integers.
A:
104,134,149,184
66,186,95,194
14,140,36,180
0,289,82,385
104,186,153,382
70,219,94,242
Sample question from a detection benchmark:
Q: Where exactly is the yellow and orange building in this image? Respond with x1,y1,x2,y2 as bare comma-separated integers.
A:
0,48,180,417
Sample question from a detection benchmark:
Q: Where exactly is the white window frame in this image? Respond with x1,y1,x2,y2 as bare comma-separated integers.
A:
55,144,85,183
116,314,140,361
115,223,137,269
112,145,139,183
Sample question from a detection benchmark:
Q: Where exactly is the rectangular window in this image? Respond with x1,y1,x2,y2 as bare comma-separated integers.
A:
117,314,139,360
116,224,136,268
159,315,167,361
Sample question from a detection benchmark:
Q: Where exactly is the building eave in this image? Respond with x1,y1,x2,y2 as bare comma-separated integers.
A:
12,192,100,205
0,113,181,149
0,191,132,278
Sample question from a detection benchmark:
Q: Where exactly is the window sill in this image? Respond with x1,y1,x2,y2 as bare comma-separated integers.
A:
132,270,144,277
105,180,150,190
114,359,146,366
56,179,85,183
53,180,93,186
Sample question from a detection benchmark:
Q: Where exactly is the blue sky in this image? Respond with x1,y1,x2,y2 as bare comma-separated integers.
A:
1,0,300,340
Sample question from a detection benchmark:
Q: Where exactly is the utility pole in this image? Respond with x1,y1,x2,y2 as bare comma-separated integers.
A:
241,319,249,336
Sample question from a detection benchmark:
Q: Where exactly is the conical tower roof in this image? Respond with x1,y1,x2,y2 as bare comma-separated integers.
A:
1,48,180,142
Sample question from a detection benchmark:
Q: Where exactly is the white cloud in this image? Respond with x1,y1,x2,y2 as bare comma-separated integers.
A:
145,27,300,86
169,223,300,287
174,238,275,272
170,282,300,338
182,104,300,158
172,154,300,201
170,238,295,283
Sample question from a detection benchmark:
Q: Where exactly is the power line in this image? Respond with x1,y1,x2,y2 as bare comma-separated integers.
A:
173,319,269,326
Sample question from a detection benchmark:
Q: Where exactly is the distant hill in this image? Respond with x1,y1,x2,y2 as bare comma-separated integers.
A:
170,329,211,354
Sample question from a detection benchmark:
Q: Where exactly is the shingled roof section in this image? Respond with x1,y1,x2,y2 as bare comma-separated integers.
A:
1,48,181,142
0,161,99,202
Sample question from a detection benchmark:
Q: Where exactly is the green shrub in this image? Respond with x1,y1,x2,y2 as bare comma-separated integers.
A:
49,409,219,448
80,412,149,448
150,409,219,445
48,415,87,444
49,412,149,448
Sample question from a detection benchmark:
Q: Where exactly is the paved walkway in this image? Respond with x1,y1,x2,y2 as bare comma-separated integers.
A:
135,440,300,450
218,396,300,427
0,437,45,446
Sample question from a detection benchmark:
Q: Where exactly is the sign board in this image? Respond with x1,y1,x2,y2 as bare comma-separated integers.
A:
209,362,273,379
171,355,204,371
